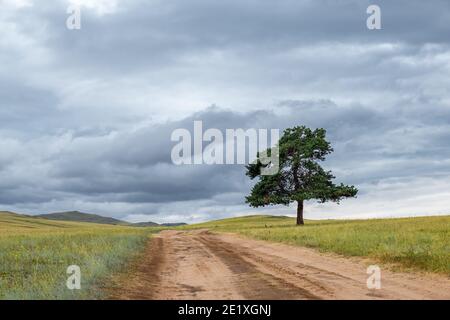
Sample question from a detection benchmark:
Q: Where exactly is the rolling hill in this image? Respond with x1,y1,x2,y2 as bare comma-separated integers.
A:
36,211,128,225
35,211,187,227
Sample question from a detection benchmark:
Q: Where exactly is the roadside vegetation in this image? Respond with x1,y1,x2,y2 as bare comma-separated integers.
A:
0,212,155,299
180,215,450,274
2,210,448,299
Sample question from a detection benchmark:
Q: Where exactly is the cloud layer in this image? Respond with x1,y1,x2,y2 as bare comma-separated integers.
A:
1,0,449,222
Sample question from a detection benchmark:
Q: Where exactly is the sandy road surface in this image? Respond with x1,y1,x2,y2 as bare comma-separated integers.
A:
109,230,450,300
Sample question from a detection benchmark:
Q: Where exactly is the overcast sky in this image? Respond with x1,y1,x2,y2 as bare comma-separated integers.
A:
1,0,449,223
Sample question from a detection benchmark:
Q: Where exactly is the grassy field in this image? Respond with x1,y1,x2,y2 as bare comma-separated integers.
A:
0,212,154,299
2,211,449,299
180,215,450,275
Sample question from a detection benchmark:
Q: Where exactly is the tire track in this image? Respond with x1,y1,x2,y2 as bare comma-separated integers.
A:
109,230,450,300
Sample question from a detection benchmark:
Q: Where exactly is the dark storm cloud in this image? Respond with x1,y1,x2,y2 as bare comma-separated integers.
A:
2,101,449,204
1,0,450,221
6,0,450,76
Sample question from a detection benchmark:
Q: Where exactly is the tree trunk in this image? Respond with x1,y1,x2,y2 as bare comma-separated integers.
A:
296,200,304,225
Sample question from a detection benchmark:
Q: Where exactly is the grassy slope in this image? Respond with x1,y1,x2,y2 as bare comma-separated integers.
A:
0,212,154,299
36,211,128,226
180,215,450,274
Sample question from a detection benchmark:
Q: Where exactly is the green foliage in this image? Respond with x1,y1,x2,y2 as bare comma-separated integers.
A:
246,126,358,208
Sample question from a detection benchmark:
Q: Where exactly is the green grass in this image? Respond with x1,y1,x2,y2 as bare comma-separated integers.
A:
0,212,155,299
179,215,450,275
2,211,449,299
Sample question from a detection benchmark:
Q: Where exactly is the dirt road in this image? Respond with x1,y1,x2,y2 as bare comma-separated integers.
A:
109,230,450,300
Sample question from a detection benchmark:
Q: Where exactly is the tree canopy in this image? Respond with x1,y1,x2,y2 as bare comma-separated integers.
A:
245,126,358,225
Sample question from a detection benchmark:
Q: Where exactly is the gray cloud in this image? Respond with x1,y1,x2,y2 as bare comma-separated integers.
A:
0,0,449,222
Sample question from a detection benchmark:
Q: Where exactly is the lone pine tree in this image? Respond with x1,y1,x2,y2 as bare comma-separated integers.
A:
245,126,358,225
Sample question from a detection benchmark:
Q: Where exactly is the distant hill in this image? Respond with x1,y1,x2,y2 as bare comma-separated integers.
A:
160,223,187,227
36,211,128,225
131,221,160,227
35,211,187,227
0,211,23,216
